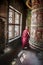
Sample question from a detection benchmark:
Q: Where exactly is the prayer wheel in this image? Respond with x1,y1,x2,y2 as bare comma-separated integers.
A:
26,0,43,50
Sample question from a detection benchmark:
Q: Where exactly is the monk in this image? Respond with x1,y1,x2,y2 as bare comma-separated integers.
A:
21,26,30,49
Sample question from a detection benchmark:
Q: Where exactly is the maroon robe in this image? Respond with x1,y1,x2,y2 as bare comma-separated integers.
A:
22,29,29,48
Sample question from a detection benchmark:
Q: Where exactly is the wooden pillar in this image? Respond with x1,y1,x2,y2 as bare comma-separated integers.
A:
29,0,43,50
0,19,5,53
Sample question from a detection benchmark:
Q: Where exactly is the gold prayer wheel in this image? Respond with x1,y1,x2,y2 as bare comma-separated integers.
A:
26,0,43,50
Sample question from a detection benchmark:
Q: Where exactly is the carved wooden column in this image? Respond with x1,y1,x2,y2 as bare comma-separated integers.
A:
0,19,5,53
29,0,43,50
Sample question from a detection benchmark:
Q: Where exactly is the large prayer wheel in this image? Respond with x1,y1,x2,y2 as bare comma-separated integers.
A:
26,0,43,50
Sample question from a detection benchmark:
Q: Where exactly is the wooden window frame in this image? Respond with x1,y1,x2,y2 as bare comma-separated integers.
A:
8,6,22,42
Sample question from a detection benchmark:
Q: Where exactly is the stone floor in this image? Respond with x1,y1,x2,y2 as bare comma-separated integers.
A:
12,48,43,65
0,46,43,65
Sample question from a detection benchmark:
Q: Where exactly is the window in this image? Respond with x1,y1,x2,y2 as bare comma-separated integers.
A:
8,6,22,42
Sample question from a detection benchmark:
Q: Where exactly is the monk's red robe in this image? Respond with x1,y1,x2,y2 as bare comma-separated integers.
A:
22,29,29,48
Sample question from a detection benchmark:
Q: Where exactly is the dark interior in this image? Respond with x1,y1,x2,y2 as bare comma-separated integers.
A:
0,0,43,65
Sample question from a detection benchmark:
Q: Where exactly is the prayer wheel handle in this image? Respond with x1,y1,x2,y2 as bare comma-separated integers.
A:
26,0,32,10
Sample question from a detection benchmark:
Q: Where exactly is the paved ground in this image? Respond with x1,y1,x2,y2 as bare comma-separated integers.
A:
14,49,43,65
0,46,43,65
